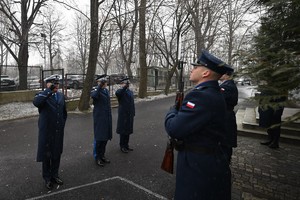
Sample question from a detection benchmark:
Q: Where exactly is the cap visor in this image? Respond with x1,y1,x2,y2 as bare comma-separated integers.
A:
191,61,207,66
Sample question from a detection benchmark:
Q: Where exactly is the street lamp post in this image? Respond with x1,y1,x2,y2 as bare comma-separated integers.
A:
40,33,47,70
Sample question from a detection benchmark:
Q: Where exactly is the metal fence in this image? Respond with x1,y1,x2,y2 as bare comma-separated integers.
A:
57,73,190,99
1,65,191,99
0,65,42,92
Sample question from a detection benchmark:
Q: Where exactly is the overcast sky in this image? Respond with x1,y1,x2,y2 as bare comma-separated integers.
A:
27,1,91,66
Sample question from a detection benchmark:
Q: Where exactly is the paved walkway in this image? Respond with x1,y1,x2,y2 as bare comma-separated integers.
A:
231,135,300,200
1,91,299,199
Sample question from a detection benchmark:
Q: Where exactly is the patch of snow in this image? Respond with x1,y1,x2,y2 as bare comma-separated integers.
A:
0,102,38,121
135,93,176,103
0,92,177,121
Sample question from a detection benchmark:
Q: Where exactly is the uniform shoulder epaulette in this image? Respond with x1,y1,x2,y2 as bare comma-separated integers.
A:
194,86,207,90
36,91,48,97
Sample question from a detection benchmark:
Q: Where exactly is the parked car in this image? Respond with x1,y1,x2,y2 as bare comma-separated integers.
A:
27,76,41,89
67,75,84,89
44,74,64,87
108,74,127,85
236,76,251,85
92,74,128,87
15,76,41,89
0,75,16,91
44,74,83,89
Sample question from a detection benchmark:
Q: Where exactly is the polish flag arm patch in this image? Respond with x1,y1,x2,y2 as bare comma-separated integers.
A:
186,101,195,109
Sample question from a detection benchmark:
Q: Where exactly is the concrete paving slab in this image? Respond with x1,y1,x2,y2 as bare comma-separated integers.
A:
240,107,300,141
231,135,300,200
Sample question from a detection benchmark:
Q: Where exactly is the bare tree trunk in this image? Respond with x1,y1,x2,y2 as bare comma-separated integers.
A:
18,1,29,90
49,43,53,70
18,39,28,90
186,0,224,54
0,0,47,90
138,0,147,98
114,0,138,78
125,0,138,78
0,43,3,66
164,65,177,95
78,0,99,111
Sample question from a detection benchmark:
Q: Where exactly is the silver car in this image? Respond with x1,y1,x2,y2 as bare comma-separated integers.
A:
15,76,41,89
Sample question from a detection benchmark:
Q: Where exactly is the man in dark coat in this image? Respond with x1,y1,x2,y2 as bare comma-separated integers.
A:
91,75,112,166
115,78,135,153
258,89,286,149
165,50,232,200
220,71,238,162
33,76,67,190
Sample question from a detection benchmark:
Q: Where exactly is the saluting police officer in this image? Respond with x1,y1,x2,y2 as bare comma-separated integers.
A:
91,74,112,166
33,76,67,190
115,78,135,153
165,50,233,200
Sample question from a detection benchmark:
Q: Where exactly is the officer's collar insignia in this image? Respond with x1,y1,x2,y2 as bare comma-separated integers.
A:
186,101,195,109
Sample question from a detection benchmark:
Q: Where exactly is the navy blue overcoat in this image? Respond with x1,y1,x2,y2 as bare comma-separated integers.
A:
258,90,286,128
91,86,112,141
220,79,238,147
33,88,67,162
165,80,231,200
115,87,135,135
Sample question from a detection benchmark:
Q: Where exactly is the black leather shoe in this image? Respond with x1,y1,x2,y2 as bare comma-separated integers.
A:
52,177,63,185
269,143,279,149
121,147,129,153
126,147,133,151
96,159,105,167
45,180,53,190
101,157,111,164
260,141,272,145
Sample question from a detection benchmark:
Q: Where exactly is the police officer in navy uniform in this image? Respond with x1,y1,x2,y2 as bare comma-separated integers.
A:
165,50,233,200
91,74,112,166
115,77,135,153
220,70,238,162
33,76,67,190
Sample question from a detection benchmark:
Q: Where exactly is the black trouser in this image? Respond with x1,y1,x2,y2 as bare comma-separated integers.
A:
120,134,130,148
267,126,281,145
42,155,61,181
95,140,107,160
267,108,283,145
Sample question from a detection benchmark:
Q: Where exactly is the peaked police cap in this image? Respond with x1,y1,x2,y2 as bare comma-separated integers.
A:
45,76,60,83
96,74,108,83
191,50,233,75
119,77,130,84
